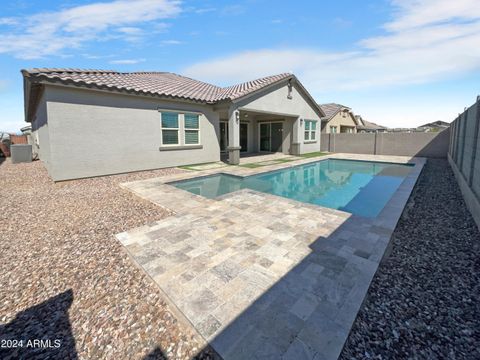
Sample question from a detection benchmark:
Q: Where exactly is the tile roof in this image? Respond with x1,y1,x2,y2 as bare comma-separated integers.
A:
22,68,292,104
217,73,293,101
318,103,351,120
357,120,387,130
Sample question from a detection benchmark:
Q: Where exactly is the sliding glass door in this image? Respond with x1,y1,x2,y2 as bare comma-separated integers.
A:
220,122,248,152
220,122,228,152
259,122,283,152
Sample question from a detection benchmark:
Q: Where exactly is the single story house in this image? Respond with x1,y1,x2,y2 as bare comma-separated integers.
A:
319,103,358,133
355,116,388,133
417,120,450,132
22,68,325,181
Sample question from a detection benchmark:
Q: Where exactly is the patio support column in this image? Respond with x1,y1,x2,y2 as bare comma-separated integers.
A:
291,116,302,155
227,106,241,164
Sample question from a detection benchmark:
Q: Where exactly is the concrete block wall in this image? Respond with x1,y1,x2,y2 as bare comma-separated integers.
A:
320,130,450,158
448,96,480,230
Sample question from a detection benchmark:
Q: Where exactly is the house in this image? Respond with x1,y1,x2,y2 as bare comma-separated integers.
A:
22,68,324,181
319,103,358,133
417,120,450,132
355,116,388,133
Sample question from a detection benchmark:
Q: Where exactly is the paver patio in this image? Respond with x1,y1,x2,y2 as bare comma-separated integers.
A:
116,153,425,359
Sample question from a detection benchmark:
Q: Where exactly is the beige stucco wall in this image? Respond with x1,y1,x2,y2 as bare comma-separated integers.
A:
322,112,357,133
43,85,220,181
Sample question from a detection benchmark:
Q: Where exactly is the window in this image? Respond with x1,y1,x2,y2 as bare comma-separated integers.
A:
304,120,317,141
184,114,200,144
160,111,201,147
330,126,338,133
161,112,179,145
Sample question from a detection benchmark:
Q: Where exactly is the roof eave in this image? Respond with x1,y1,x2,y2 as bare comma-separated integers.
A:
31,75,216,105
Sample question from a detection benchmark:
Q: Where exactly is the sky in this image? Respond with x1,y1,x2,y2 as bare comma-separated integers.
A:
0,0,479,132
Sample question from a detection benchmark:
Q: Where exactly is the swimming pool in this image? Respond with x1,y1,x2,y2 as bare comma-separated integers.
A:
170,159,414,217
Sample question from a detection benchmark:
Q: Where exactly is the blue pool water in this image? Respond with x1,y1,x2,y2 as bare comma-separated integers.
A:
170,159,414,217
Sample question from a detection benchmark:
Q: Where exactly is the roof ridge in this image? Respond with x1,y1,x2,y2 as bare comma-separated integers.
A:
24,68,118,75
221,72,292,89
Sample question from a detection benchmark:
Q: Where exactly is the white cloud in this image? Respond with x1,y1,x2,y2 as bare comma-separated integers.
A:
82,53,115,60
194,7,216,14
183,0,480,92
109,58,145,64
0,17,18,25
386,0,480,31
0,0,182,59
161,39,183,45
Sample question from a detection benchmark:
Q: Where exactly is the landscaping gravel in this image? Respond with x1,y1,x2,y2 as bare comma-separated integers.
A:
0,159,219,359
340,159,480,359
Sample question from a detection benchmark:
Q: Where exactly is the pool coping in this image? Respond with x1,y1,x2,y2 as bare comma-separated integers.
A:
116,153,426,359
119,153,425,223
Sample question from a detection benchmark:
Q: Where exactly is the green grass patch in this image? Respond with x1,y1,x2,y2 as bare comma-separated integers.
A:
299,152,329,158
275,158,295,163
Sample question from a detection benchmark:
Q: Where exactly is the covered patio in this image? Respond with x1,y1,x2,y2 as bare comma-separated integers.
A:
215,107,301,165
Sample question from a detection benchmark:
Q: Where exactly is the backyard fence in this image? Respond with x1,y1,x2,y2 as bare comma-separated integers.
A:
448,96,480,229
320,130,450,158
10,134,28,144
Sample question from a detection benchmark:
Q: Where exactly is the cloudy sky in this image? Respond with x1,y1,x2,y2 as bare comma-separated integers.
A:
0,0,479,132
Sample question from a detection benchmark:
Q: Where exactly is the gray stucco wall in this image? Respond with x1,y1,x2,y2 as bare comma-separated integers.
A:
31,91,51,172
321,130,450,158
237,82,321,154
448,97,480,230
43,85,220,181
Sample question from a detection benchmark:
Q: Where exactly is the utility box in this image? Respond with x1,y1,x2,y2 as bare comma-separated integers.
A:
11,144,32,164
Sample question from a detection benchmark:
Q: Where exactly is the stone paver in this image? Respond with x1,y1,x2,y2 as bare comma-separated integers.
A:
116,153,425,359
184,162,227,170
237,153,301,164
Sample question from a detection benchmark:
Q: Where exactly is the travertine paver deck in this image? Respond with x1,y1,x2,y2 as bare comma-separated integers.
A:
116,153,425,360
237,153,301,164
184,162,227,170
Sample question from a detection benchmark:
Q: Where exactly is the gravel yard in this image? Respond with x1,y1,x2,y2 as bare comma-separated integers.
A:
2,157,479,360
0,159,218,359
340,159,480,359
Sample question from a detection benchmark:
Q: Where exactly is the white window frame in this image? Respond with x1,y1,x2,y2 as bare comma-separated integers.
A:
160,111,180,146
330,125,338,134
304,120,317,142
184,113,201,145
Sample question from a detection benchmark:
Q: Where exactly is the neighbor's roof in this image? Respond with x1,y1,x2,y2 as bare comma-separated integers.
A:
419,120,450,128
357,120,387,130
22,68,293,103
318,103,351,120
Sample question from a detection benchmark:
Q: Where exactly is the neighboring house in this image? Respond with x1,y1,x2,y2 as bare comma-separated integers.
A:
355,116,388,133
417,120,450,132
22,68,324,181
319,103,358,133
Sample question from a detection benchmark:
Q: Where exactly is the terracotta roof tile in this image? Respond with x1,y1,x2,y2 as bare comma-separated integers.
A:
22,68,293,104
319,103,351,120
